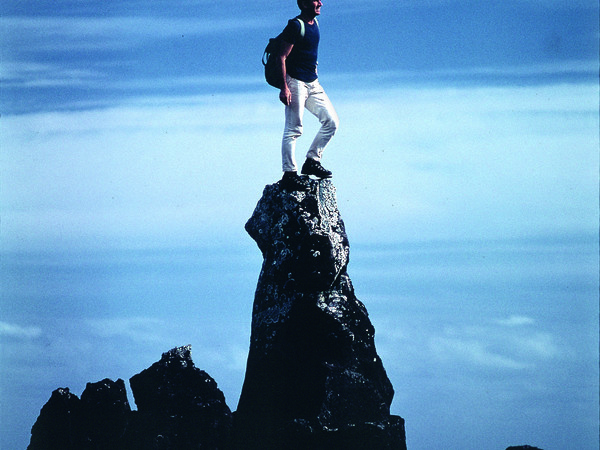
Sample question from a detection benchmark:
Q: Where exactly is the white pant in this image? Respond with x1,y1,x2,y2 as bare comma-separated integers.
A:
282,75,339,172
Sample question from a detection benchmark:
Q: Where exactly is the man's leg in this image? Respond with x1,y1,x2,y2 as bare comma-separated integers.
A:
281,76,308,172
304,80,339,163
281,76,310,191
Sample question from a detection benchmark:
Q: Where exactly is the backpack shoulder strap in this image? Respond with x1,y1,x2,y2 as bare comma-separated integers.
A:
295,18,305,39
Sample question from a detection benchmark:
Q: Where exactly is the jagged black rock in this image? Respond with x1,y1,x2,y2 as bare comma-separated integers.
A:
232,179,406,450
28,346,232,450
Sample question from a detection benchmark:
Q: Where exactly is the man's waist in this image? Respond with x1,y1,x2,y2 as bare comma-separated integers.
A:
286,64,318,82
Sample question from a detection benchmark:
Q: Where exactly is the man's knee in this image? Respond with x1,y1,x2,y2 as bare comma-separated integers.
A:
325,114,339,134
284,126,303,140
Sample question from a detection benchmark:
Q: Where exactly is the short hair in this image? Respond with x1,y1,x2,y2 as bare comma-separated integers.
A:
297,0,305,9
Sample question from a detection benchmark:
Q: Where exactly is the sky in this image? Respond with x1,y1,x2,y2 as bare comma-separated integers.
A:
1,0,599,449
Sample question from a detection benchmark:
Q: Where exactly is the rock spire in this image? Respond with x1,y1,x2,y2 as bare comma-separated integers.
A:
232,178,406,450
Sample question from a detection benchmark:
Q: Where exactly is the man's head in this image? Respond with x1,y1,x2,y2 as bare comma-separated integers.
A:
297,0,322,17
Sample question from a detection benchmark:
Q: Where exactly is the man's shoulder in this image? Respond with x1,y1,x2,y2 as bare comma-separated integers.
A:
286,17,303,29
281,17,303,43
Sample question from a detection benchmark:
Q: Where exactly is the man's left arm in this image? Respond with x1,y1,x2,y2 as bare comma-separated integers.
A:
278,40,294,105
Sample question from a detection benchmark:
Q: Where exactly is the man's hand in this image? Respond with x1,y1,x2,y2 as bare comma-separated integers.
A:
279,86,292,105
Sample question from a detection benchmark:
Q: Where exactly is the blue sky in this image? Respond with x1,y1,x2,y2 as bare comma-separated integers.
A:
1,1,598,449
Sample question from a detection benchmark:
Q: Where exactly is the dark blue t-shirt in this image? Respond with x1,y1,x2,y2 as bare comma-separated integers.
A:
280,18,319,82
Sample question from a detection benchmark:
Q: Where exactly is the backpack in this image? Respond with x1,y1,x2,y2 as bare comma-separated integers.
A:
262,18,306,89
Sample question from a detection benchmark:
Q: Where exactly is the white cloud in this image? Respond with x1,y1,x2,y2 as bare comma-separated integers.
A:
518,332,560,359
0,321,42,339
427,319,562,371
370,60,598,80
496,315,535,327
86,317,167,343
2,16,264,52
429,335,531,369
1,61,105,89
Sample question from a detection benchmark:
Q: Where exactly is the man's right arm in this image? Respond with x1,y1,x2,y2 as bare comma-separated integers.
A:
279,41,294,105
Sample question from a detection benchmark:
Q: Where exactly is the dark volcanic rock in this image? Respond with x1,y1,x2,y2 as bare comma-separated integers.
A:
125,345,233,449
28,381,130,450
80,378,131,448
232,179,406,450
506,446,544,450
28,388,82,450
29,346,232,450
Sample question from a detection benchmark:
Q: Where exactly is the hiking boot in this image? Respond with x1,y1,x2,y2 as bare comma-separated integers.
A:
301,158,332,179
281,171,310,192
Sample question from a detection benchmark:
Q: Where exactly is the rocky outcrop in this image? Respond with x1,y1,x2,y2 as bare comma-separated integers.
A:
28,387,83,450
80,378,131,448
506,446,544,450
28,346,232,450
27,379,130,450
124,345,232,449
231,178,406,450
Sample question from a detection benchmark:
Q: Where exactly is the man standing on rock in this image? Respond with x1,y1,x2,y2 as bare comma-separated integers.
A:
278,0,339,191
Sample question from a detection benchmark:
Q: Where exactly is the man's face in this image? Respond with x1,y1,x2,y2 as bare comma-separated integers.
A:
302,0,322,16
